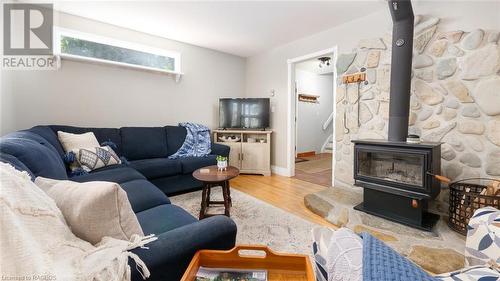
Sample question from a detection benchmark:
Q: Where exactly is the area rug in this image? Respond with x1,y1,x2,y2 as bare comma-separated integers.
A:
295,157,332,173
170,188,317,256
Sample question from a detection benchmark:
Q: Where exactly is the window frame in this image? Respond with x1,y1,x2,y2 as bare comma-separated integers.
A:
54,27,182,78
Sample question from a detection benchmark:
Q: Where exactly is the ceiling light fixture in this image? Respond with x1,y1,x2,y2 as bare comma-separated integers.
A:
318,56,331,68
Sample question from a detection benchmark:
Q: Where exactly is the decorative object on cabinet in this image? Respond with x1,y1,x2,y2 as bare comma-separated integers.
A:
218,135,241,142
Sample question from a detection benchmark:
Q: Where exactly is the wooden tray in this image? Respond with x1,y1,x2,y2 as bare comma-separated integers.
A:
181,245,315,281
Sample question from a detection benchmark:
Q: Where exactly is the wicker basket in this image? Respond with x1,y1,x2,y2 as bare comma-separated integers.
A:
448,178,500,235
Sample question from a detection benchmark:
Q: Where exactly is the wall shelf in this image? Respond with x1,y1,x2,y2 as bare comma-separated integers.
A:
298,92,320,103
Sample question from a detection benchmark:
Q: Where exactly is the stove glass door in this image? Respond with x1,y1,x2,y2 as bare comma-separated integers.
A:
357,150,424,187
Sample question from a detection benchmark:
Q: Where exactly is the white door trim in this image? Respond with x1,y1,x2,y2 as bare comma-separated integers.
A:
286,46,338,186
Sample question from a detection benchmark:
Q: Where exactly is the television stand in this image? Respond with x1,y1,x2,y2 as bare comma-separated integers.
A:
213,129,272,176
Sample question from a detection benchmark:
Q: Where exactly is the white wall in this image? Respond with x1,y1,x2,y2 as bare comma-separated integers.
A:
0,11,246,135
296,70,333,153
245,1,500,170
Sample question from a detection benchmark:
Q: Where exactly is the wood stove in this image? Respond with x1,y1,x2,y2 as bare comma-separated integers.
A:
351,0,441,231
352,140,441,230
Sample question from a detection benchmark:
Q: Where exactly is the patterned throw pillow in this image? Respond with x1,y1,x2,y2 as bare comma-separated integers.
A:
74,146,121,172
464,207,500,266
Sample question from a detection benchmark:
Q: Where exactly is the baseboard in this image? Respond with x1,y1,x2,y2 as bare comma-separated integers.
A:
271,165,291,177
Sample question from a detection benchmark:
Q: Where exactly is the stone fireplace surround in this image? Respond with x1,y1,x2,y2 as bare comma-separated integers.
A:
303,12,499,275
333,15,500,215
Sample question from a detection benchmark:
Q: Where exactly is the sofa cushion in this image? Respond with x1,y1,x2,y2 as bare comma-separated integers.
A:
150,174,203,195
128,158,182,179
5,131,61,155
0,134,67,179
28,126,65,157
120,179,171,213
121,127,168,160
50,125,123,156
136,204,197,235
71,166,145,183
165,126,187,156
180,155,217,174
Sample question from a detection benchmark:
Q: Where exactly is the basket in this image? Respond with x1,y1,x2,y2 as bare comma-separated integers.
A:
181,245,314,281
448,178,500,235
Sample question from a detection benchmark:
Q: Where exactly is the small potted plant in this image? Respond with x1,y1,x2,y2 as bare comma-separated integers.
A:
216,155,228,171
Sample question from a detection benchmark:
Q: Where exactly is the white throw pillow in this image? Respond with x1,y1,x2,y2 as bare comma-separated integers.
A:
58,131,100,153
35,177,144,245
311,227,363,281
326,228,363,281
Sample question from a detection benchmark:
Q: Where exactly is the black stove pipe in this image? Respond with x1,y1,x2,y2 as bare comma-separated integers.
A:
387,0,414,142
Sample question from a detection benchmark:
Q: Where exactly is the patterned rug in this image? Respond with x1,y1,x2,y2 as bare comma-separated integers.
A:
295,157,332,174
170,188,317,256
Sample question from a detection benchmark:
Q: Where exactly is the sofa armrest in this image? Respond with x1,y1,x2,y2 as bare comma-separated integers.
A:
130,215,237,281
211,143,230,158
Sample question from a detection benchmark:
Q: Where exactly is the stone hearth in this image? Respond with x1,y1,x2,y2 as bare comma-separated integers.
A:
304,186,466,274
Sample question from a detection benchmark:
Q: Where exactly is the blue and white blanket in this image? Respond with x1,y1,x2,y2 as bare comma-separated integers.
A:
168,122,211,159
361,232,437,281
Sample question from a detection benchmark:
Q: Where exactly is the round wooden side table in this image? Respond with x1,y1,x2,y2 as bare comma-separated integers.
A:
192,165,239,219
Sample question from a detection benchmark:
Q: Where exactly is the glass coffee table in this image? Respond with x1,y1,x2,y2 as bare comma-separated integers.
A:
192,165,239,219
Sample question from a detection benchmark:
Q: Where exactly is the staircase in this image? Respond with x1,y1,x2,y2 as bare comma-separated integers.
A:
321,134,334,153
321,111,334,153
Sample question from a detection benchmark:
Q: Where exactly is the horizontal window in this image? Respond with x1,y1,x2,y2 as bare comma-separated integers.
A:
54,28,182,76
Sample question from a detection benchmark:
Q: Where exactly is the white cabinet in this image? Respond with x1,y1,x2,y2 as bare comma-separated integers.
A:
213,130,272,176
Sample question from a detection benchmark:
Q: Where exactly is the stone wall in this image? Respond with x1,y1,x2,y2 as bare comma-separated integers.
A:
334,15,500,214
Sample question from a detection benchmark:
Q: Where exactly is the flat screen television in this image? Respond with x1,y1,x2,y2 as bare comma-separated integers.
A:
219,98,270,129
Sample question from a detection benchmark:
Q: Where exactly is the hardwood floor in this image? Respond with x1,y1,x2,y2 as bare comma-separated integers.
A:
230,174,338,228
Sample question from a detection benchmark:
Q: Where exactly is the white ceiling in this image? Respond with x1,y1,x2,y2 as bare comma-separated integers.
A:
52,1,385,57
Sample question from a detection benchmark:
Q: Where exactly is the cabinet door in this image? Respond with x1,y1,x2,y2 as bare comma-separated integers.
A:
241,143,269,171
224,142,242,169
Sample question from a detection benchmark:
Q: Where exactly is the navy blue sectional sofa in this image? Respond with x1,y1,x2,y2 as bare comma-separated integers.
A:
0,125,237,281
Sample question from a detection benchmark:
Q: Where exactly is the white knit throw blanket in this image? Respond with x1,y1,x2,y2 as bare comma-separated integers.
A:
0,163,157,281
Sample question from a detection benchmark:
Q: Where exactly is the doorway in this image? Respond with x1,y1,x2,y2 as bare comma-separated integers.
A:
286,47,337,187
